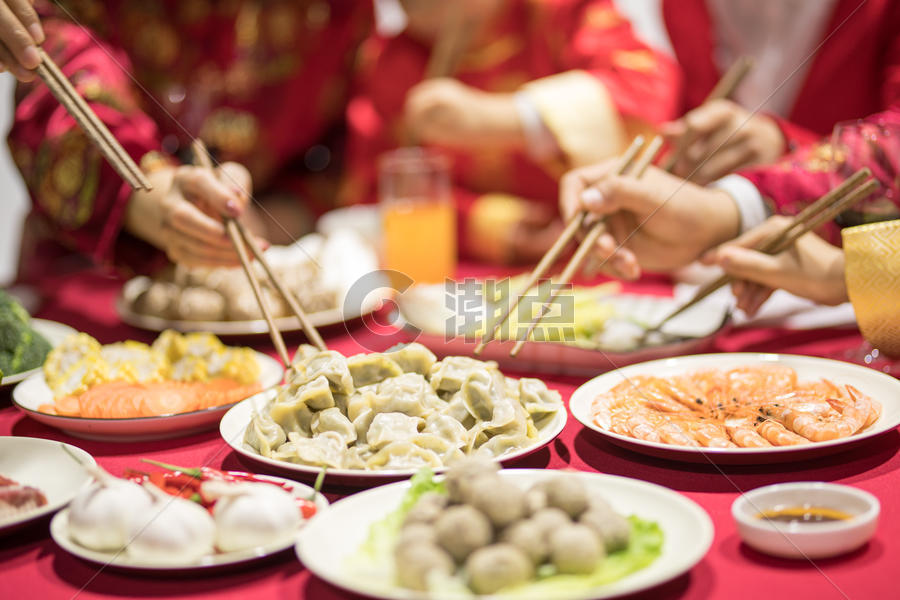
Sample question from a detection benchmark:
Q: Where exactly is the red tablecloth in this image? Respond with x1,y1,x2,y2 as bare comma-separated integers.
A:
1,269,897,600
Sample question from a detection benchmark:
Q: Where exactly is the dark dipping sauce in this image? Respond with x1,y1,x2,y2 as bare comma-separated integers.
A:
757,506,853,524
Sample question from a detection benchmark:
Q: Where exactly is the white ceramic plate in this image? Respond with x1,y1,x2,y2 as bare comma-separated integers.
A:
117,276,391,336
0,436,95,535
396,285,730,377
220,388,568,485
50,473,328,572
1,319,78,387
296,469,713,600
570,353,900,464
11,352,283,442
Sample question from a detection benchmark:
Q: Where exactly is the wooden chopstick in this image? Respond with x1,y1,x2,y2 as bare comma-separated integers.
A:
35,48,151,191
191,140,327,354
509,138,665,357
651,171,879,329
191,140,291,366
660,55,754,173
473,136,646,354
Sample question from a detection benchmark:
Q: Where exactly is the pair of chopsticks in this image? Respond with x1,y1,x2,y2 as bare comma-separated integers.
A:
35,48,151,191
191,140,327,367
649,168,878,330
475,57,754,356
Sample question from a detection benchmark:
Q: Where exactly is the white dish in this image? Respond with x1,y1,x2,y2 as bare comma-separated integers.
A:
296,469,714,600
11,352,283,442
0,436,95,535
117,275,390,336
50,473,328,572
396,285,729,377
220,388,567,485
570,353,900,464
1,319,78,387
732,482,879,559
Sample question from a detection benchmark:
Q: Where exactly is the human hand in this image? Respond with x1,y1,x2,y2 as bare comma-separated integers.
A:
125,162,268,267
0,0,45,81
700,216,848,316
662,99,785,185
559,161,740,279
404,78,523,149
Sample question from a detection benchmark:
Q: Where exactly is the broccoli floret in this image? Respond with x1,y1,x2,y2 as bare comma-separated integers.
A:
0,313,51,374
0,290,30,326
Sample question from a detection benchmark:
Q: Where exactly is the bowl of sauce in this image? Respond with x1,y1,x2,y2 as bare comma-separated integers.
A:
732,482,879,559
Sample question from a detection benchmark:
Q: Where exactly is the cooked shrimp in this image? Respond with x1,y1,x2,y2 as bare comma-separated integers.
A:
610,409,663,443
725,418,772,448
756,419,811,446
682,419,736,448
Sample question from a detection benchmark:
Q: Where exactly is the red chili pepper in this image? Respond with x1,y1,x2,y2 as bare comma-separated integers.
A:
298,499,317,519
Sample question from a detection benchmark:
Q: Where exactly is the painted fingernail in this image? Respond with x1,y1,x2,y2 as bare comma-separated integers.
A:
581,188,603,206
226,199,240,216
29,24,45,44
22,46,40,70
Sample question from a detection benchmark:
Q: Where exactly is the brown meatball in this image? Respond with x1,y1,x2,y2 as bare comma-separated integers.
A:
530,507,572,540
434,505,493,562
580,505,631,553
550,524,605,574
404,492,448,527
395,542,454,591
444,457,500,504
468,477,526,529
465,543,533,594
499,519,549,565
397,522,437,548
538,476,589,519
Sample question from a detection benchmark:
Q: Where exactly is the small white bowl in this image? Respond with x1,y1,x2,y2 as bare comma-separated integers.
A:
732,482,879,559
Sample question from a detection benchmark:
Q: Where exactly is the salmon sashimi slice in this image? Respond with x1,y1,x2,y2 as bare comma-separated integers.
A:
38,378,261,418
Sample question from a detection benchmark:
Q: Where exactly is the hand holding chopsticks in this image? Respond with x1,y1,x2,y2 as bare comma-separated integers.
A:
191,140,327,367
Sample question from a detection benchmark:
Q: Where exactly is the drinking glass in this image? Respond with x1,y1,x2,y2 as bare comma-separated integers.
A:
379,148,457,286
829,120,900,372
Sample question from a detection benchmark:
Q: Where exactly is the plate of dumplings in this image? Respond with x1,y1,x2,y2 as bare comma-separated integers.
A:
219,343,568,485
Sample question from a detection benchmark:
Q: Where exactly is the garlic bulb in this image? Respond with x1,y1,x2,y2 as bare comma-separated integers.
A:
202,481,301,552
68,465,153,551
125,483,216,564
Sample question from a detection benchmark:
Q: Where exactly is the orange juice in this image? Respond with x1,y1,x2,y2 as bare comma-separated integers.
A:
382,197,457,285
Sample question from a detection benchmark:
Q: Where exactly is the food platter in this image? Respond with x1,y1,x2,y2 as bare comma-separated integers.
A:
395,284,730,376
295,469,713,600
570,353,900,464
220,388,568,485
1,319,78,388
50,473,328,572
11,352,283,442
117,275,391,336
0,437,95,535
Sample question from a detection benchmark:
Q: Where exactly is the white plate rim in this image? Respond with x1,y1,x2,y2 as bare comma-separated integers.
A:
295,469,714,600
49,472,328,571
0,437,96,534
11,351,282,433
1,319,79,387
219,388,568,482
570,352,900,459
117,276,391,335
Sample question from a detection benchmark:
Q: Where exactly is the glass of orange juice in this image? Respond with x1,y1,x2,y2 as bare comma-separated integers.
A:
379,148,457,286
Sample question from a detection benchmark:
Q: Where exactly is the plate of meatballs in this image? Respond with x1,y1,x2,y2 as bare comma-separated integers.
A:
296,458,712,599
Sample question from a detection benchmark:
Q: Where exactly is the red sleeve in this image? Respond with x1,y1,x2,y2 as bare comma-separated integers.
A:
8,18,162,270
739,109,900,244
557,0,682,125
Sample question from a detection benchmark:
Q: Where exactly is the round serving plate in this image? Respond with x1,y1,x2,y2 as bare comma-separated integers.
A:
12,352,283,442
220,388,568,486
1,319,78,387
296,469,713,600
0,436,95,535
395,285,730,377
570,352,900,464
117,276,391,336
50,473,328,573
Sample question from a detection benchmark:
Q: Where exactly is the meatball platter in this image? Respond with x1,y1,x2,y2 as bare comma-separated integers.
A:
296,459,713,599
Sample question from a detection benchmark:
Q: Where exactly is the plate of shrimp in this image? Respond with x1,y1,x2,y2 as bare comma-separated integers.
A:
570,353,900,464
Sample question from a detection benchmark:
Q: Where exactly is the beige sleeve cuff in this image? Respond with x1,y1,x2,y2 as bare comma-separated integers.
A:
521,70,626,167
